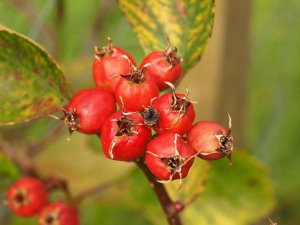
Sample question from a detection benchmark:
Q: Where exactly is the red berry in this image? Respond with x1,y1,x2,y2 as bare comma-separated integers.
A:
145,132,195,183
6,177,48,217
38,201,79,225
65,88,115,135
140,44,182,91
101,110,151,161
115,64,159,111
187,121,233,161
93,37,136,92
152,85,195,135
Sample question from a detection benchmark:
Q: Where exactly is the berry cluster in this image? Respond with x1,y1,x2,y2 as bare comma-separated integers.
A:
5,38,233,225
61,38,234,183
6,177,79,225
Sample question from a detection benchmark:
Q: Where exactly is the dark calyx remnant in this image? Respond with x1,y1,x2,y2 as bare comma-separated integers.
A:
94,37,114,58
45,215,55,225
171,93,190,113
14,192,26,206
115,115,136,136
63,110,79,135
141,107,160,126
161,155,182,174
13,189,29,208
165,45,181,66
121,64,146,84
218,134,233,156
42,212,59,225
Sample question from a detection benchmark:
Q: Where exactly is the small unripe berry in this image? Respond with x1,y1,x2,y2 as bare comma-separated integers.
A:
6,177,48,217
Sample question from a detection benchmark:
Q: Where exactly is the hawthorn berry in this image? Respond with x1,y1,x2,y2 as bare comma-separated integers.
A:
115,64,159,111
140,41,182,91
152,83,195,135
93,37,136,92
145,132,195,183
63,88,115,135
38,201,79,225
6,177,48,217
187,119,233,161
101,110,151,161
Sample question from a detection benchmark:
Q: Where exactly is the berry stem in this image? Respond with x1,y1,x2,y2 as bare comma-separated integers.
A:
135,159,183,225
45,177,74,204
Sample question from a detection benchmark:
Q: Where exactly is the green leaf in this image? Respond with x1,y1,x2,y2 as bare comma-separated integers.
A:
122,168,167,225
166,158,211,204
118,0,215,71
7,216,35,225
248,1,300,223
0,25,72,125
182,151,276,225
59,0,102,60
86,134,103,153
34,134,133,193
121,151,275,225
0,153,20,180
81,200,153,225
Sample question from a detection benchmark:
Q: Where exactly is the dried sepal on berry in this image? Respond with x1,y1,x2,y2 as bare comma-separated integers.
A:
187,115,234,164
152,82,196,135
115,63,159,111
145,132,196,188
140,38,182,91
100,103,151,161
93,37,136,92
50,88,116,140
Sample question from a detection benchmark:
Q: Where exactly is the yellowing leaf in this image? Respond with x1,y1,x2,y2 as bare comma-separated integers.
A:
118,0,215,72
0,25,72,125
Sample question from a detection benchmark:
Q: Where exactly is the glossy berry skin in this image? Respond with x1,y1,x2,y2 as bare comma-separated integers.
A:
115,69,159,111
187,121,233,160
6,177,48,217
38,201,79,225
140,51,182,90
101,110,151,161
152,93,195,135
66,88,115,134
145,132,195,181
93,45,136,93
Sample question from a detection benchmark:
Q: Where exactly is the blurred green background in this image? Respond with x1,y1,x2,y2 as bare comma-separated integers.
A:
0,0,299,224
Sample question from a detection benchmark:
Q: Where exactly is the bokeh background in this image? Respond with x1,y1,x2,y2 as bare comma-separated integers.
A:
0,0,299,224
